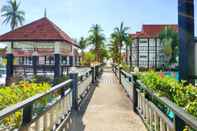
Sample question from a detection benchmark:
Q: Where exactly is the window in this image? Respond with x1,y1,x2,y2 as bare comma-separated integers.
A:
140,40,147,43
140,55,147,58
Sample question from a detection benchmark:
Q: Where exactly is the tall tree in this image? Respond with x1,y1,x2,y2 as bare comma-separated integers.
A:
78,37,87,60
159,27,178,65
1,0,25,30
124,34,133,68
1,0,25,85
110,32,121,63
88,24,105,62
114,22,129,56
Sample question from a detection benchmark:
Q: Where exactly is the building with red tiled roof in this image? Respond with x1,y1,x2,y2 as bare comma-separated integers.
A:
0,17,80,79
0,17,78,46
127,24,178,69
132,24,177,38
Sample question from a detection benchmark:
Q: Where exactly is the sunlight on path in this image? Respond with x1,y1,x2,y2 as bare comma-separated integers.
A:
71,67,147,131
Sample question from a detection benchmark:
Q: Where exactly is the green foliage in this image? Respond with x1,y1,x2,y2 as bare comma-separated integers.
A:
120,63,132,72
1,0,25,30
87,24,105,62
139,71,197,117
159,26,178,65
0,81,51,127
78,37,87,51
54,75,69,85
81,51,96,66
110,22,131,64
32,75,52,83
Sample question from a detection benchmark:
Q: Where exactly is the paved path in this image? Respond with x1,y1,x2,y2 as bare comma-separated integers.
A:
70,67,147,131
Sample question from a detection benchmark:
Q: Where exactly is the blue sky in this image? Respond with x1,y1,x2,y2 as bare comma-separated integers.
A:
0,0,196,40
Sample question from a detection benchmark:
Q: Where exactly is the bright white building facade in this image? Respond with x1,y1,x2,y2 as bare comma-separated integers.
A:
128,24,178,69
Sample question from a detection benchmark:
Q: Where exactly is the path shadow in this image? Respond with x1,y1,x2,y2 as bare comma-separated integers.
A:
69,82,98,131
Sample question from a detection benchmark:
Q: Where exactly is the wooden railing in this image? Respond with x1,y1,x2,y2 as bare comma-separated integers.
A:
112,64,197,131
0,64,103,131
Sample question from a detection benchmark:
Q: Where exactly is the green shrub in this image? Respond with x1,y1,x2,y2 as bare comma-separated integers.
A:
138,71,197,117
120,63,132,72
0,81,51,128
54,75,69,85
32,75,52,83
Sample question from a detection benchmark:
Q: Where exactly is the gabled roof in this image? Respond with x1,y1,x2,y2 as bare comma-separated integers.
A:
0,17,78,47
132,24,178,38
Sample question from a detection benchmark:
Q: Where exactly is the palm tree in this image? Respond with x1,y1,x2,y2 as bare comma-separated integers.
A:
1,0,25,30
88,24,105,62
124,34,133,68
114,22,129,56
159,27,178,65
79,37,87,60
1,0,25,85
110,32,121,63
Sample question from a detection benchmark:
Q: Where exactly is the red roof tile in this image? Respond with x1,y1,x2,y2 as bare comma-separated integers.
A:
132,24,178,38
0,17,78,47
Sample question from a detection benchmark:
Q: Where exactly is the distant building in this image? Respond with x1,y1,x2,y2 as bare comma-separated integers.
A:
0,17,80,79
128,24,178,69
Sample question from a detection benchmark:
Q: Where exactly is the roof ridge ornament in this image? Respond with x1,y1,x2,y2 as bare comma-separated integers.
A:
44,8,47,18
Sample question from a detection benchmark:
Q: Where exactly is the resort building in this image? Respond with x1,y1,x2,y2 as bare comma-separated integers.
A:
129,24,178,69
0,17,80,81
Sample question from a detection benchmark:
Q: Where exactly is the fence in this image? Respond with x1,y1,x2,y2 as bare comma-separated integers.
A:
0,64,103,131
112,64,197,131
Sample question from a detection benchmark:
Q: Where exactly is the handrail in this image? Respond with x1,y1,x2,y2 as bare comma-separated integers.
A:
136,80,197,129
0,79,72,120
160,97,197,129
112,65,197,130
0,64,104,130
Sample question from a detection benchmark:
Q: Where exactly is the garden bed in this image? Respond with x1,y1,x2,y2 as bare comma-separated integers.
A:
138,71,197,118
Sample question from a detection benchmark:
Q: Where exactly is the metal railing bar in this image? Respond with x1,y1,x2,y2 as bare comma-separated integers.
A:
159,97,197,129
0,79,72,120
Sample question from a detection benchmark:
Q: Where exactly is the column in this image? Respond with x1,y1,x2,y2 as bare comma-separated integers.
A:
137,38,140,67
6,42,14,85
54,42,61,81
147,38,150,68
69,56,73,66
32,51,38,75
155,38,158,69
178,0,195,84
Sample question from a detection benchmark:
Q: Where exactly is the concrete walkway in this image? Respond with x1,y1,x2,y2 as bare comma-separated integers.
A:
70,67,147,131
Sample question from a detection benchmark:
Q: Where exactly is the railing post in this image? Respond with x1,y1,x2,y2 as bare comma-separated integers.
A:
95,65,98,81
174,115,186,131
91,66,95,84
69,72,78,110
22,104,33,126
133,74,138,113
119,67,122,84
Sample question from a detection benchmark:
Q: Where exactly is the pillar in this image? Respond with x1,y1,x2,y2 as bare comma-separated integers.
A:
147,38,150,68
54,42,61,81
54,54,61,79
6,42,14,85
178,0,195,84
137,38,140,67
69,56,73,66
155,38,158,69
32,52,38,76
